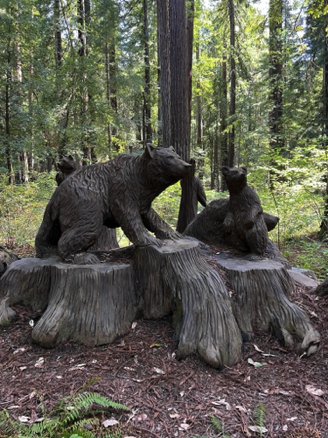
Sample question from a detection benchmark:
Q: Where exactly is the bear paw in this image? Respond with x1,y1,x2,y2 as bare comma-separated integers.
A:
71,253,101,265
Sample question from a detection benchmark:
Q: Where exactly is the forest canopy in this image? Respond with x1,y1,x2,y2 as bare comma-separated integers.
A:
0,0,327,218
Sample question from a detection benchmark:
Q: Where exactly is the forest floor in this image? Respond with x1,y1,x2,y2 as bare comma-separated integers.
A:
0,242,328,438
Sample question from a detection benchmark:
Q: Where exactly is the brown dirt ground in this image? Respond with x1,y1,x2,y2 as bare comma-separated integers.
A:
0,245,328,438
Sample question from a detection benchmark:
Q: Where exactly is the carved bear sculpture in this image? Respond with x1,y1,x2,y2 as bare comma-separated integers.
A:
222,165,268,256
55,155,119,251
55,155,80,186
35,144,191,264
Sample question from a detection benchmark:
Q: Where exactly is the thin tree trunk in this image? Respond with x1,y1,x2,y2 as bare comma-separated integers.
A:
77,0,93,164
213,120,219,191
220,49,228,191
157,0,171,148
319,27,328,238
228,0,235,167
54,0,62,67
195,41,202,149
269,0,284,153
143,0,152,145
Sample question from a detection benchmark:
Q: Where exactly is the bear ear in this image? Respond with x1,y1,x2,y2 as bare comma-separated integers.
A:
168,146,176,152
222,166,229,176
68,154,74,160
241,166,247,174
145,143,156,159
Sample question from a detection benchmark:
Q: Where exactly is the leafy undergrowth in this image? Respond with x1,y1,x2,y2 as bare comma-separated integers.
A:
279,233,328,280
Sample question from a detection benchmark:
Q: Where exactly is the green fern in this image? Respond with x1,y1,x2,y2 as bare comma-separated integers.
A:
210,415,231,438
0,380,130,438
253,402,267,437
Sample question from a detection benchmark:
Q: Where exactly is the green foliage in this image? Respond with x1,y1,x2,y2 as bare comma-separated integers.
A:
0,380,130,438
253,402,267,437
0,173,56,248
210,415,231,438
152,182,182,229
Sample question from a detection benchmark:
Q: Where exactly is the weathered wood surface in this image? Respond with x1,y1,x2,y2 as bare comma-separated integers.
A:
0,257,55,324
0,246,19,278
0,239,321,367
134,240,242,368
32,261,137,348
0,257,137,348
215,253,320,356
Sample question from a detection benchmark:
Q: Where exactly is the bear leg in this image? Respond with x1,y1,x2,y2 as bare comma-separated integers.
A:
58,217,103,263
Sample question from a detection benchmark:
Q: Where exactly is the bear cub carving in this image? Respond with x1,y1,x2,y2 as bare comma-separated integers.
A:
55,155,80,186
35,144,191,264
222,166,268,256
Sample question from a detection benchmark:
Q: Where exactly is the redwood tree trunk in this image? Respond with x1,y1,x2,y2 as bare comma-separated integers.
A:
228,0,235,168
157,0,171,148
319,29,328,238
143,0,152,145
220,49,228,191
269,0,284,153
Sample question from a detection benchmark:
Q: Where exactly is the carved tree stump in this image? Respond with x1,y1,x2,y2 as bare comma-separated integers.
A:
0,239,320,368
215,253,320,355
134,240,242,368
0,257,137,348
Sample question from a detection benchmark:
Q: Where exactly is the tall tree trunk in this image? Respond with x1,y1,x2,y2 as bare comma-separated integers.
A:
169,0,189,158
195,41,202,149
5,65,14,184
220,49,228,191
54,0,62,67
105,42,119,156
213,120,219,191
143,0,152,145
170,0,194,233
157,0,171,148
157,0,195,232
186,0,194,128
228,0,235,168
319,24,328,238
269,0,284,154
77,0,93,164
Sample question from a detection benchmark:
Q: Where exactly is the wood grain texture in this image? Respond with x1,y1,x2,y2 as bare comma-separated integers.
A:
216,254,320,356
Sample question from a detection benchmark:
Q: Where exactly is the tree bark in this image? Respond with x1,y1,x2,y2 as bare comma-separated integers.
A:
143,0,152,145
228,0,235,167
216,254,320,355
319,28,328,238
157,0,171,148
269,0,284,153
54,0,62,67
220,49,228,191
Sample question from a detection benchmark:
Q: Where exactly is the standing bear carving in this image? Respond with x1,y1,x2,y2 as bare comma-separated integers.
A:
35,144,191,264
222,166,268,256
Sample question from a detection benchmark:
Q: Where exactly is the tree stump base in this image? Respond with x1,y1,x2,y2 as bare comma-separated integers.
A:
215,253,320,355
0,257,137,348
134,240,242,368
0,239,320,367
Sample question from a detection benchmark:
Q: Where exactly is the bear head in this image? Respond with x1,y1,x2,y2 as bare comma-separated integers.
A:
222,166,247,194
144,144,192,185
57,155,77,174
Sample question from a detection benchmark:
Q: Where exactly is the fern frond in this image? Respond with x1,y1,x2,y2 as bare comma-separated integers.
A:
61,407,83,427
0,410,19,436
254,402,267,437
210,414,223,432
74,392,130,412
